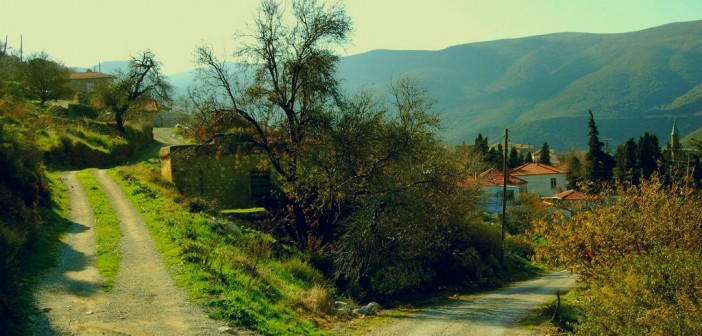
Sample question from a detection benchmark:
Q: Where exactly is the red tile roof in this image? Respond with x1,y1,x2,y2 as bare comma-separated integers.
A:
555,190,589,201
553,162,570,171
511,163,567,176
460,169,527,187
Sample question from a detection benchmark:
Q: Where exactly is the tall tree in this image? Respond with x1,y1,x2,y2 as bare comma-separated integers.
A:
508,146,520,168
637,132,662,180
194,0,352,247
614,137,638,183
585,110,614,183
21,52,71,105
539,142,551,165
100,50,172,133
473,133,489,156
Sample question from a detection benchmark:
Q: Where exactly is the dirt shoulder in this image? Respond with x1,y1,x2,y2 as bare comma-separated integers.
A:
353,270,577,336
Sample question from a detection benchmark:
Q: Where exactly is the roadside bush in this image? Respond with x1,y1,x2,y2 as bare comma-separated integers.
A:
534,176,702,334
0,119,50,332
575,248,702,335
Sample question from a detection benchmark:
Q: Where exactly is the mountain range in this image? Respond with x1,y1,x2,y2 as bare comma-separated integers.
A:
89,20,702,150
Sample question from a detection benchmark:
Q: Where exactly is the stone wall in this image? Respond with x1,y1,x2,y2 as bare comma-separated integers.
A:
159,141,268,209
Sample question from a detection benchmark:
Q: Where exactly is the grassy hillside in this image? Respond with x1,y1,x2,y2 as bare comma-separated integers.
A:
337,20,702,149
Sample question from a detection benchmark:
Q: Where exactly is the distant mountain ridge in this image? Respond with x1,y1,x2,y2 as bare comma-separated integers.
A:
89,20,702,150
337,20,702,149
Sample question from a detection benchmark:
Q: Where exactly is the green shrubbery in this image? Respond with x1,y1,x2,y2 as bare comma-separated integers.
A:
534,176,702,334
0,119,70,334
110,165,330,335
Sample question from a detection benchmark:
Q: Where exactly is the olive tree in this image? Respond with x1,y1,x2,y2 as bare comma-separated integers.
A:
22,52,71,105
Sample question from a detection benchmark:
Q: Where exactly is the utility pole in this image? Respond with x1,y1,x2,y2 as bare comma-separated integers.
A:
502,128,508,263
20,35,23,62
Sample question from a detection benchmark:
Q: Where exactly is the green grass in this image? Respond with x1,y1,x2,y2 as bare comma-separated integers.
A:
220,208,266,214
518,284,581,333
76,169,121,290
108,163,331,335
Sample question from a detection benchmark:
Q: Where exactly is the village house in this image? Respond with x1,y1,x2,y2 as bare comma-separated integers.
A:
68,69,114,93
510,162,568,196
159,136,269,209
542,189,591,218
461,169,527,214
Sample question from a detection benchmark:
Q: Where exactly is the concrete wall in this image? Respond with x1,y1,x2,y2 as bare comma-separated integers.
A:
519,174,567,196
160,141,268,209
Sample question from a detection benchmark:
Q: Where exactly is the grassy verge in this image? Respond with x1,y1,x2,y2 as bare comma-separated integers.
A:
518,284,581,334
75,169,121,290
108,161,333,335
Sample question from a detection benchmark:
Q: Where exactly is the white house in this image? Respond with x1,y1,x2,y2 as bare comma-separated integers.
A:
461,169,527,214
510,163,568,196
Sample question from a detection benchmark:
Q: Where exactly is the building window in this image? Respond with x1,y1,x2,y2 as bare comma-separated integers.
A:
550,178,557,189
250,170,270,204
506,190,515,201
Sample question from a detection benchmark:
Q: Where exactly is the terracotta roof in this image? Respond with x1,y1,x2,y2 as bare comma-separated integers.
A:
460,169,527,187
555,190,589,201
69,71,114,80
511,163,567,176
553,162,570,171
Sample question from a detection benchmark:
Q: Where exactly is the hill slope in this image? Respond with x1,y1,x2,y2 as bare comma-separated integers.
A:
337,20,702,149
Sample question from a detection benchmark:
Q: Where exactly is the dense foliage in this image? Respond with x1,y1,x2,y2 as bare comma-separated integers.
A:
190,0,519,300
533,176,702,334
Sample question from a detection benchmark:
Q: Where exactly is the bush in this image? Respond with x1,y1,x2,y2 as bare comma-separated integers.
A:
0,119,51,332
575,248,702,335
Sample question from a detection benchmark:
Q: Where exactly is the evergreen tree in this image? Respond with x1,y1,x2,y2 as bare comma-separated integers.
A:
585,110,614,182
614,137,638,183
508,146,520,168
524,151,533,163
539,142,552,165
473,133,489,157
637,132,662,180
567,156,582,189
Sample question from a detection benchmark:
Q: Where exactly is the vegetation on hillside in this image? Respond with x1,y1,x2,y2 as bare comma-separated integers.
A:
336,20,702,147
110,163,330,335
187,0,529,304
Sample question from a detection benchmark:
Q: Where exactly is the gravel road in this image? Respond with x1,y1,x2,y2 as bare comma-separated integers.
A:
32,170,228,335
364,270,577,336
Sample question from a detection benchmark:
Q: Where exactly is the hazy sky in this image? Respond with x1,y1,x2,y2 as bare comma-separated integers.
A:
4,0,702,74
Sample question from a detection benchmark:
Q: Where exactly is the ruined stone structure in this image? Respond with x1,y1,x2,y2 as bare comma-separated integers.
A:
159,139,269,209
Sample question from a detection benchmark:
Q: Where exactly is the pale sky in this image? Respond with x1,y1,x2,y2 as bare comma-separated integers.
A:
4,0,702,74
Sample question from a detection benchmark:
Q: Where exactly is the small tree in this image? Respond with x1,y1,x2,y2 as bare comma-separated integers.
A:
21,52,71,105
539,142,551,165
100,50,172,133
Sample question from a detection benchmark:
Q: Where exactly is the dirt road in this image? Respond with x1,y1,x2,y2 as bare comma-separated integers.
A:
364,270,577,336
33,170,226,335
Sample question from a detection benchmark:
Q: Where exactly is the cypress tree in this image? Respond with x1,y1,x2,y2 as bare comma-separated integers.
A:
585,110,614,182
539,142,552,165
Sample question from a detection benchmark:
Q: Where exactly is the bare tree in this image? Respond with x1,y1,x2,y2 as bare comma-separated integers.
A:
194,0,352,244
100,50,172,133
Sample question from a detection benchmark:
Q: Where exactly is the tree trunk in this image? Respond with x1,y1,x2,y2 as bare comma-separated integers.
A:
115,111,126,134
